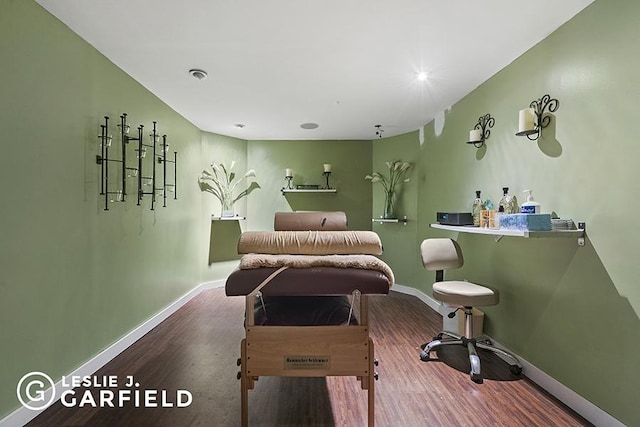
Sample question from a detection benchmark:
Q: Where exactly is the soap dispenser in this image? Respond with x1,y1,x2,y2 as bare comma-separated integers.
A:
472,190,485,226
498,187,518,214
521,189,541,213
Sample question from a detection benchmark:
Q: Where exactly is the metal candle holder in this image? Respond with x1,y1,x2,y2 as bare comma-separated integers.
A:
283,175,293,190
467,113,495,148
96,116,125,210
516,94,560,141
323,171,332,189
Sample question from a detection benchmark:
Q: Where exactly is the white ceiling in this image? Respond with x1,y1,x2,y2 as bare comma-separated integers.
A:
36,0,593,140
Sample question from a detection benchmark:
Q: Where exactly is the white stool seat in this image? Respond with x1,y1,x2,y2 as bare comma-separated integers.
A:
433,280,498,307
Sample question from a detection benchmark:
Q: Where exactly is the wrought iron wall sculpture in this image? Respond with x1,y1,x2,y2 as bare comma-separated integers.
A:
96,113,177,211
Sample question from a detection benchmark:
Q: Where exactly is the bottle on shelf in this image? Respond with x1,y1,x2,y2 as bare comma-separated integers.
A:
498,187,518,214
472,190,486,227
521,189,541,213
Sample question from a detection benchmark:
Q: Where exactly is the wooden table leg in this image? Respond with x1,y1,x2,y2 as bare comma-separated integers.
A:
368,338,375,427
240,339,248,427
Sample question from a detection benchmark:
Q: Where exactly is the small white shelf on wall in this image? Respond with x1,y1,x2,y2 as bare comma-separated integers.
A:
372,216,408,225
281,189,337,195
211,216,246,221
430,223,585,245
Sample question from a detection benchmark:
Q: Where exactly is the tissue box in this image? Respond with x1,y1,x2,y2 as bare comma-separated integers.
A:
497,213,552,231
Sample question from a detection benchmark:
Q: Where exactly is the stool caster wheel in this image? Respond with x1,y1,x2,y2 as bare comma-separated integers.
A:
509,365,523,375
419,350,430,361
471,373,483,384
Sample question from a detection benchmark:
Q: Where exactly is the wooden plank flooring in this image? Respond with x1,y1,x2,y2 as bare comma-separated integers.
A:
28,288,592,426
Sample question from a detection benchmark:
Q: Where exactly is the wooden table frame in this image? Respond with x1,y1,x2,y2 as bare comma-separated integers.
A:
238,291,377,426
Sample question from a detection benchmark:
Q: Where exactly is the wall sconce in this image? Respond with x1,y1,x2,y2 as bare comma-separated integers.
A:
516,94,559,141
467,113,495,148
157,134,178,208
96,116,128,210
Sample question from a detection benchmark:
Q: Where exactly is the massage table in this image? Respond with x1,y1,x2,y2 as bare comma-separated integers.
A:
225,212,393,426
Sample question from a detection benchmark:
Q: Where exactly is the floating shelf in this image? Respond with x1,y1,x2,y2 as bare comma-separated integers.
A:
430,223,585,245
372,217,408,225
281,189,337,194
211,216,246,221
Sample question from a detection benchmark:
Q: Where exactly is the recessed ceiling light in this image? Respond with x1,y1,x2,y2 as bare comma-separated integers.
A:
189,69,208,80
416,71,428,81
300,122,319,130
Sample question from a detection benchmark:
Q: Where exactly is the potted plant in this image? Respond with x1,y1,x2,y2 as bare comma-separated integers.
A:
198,161,260,217
365,160,411,219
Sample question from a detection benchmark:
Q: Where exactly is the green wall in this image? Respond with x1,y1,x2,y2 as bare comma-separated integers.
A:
373,1,639,424
247,140,372,231
0,1,242,418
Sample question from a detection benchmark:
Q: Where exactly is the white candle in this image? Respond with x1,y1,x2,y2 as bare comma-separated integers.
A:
469,129,482,142
285,168,292,177
518,108,536,132
323,163,332,173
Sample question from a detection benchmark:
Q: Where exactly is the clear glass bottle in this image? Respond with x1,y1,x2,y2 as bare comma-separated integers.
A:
498,187,518,214
472,190,485,227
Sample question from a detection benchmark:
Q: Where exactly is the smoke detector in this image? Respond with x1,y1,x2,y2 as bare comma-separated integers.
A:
189,69,208,80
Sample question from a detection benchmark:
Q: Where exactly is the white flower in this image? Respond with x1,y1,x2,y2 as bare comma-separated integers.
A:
364,160,411,194
198,161,261,207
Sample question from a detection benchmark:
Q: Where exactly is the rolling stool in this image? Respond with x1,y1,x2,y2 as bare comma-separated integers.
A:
419,238,522,383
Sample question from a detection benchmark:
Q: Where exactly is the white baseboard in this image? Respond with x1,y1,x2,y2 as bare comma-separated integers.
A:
1,280,226,427
391,284,623,427
392,283,442,313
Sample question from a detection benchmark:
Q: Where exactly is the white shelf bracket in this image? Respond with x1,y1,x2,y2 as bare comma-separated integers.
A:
577,222,586,246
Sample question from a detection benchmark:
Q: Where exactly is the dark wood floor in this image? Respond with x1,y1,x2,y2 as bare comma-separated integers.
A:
28,288,591,426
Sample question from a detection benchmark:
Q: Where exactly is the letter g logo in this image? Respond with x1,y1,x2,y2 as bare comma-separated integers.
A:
17,372,56,410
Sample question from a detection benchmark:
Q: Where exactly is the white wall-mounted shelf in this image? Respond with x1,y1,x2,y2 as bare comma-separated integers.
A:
372,216,408,225
211,216,246,221
430,223,585,245
281,189,337,194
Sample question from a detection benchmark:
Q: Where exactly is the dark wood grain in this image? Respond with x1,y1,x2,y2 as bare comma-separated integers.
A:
28,288,591,426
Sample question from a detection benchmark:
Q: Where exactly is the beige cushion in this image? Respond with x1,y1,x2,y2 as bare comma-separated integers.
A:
433,280,498,307
237,230,383,255
274,211,347,231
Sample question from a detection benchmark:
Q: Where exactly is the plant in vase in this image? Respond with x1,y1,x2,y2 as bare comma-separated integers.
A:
198,161,260,217
365,160,411,219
